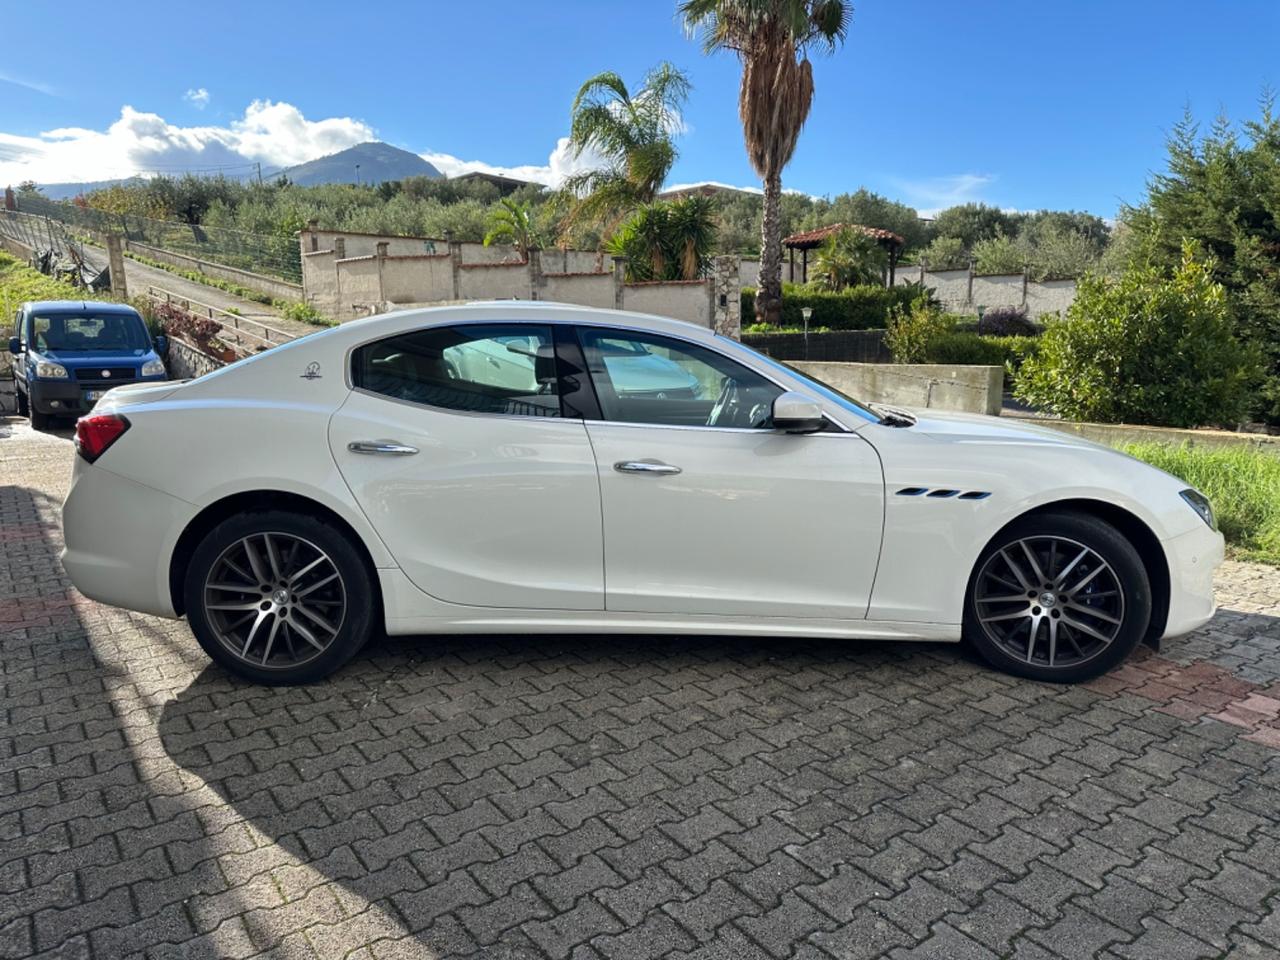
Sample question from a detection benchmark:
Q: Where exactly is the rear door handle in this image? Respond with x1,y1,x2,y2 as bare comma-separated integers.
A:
614,459,681,476
348,440,418,456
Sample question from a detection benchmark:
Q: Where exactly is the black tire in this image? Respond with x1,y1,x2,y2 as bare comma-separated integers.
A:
16,387,29,418
183,510,376,685
963,511,1151,684
29,406,51,430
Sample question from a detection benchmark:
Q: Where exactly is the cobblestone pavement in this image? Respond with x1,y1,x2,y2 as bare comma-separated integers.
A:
3,417,1280,960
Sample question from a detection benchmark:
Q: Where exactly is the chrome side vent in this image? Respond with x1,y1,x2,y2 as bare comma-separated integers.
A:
896,487,992,501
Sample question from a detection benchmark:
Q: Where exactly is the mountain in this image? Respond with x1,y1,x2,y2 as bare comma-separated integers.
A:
38,177,144,200
279,142,442,186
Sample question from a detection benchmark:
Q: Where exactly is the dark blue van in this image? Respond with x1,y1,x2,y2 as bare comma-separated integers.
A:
9,301,169,429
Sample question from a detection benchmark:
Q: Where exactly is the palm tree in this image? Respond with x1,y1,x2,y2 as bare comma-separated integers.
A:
680,0,852,325
483,197,540,260
561,62,691,240
811,227,887,290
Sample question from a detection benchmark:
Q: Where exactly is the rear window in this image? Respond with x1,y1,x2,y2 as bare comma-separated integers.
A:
29,312,150,354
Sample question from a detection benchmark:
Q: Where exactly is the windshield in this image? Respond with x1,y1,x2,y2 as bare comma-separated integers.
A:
29,312,151,353
718,335,880,423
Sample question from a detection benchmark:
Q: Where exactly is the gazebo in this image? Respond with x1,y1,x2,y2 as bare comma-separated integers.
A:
782,223,906,287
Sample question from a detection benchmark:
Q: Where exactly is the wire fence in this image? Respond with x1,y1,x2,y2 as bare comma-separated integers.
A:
12,195,302,283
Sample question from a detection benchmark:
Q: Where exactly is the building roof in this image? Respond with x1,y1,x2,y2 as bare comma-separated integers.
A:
782,223,906,250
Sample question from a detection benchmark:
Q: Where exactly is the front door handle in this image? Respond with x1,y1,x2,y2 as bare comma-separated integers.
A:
348,440,419,456
614,459,681,476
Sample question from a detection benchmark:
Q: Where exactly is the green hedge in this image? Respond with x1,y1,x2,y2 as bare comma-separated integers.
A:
741,283,919,331
922,332,1040,372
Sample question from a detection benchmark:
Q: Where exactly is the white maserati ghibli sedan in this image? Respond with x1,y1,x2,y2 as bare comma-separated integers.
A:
61,301,1223,685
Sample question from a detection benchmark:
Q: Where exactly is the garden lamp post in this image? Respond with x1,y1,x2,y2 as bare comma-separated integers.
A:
801,306,813,359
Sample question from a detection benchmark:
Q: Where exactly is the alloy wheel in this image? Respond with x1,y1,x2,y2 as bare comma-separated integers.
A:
973,535,1125,669
202,532,347,670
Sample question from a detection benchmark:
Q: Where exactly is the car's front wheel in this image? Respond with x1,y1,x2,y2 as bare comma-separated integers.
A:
963,511,1152,683
184,510,375,684
16,387,29,418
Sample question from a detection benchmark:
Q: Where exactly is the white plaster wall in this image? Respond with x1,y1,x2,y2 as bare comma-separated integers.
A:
543,273,615,309
302,249,337,313
458,263,532,300
335,257,381,318
1025,278,1076,318
381,256,453,304
622,282,712,327
739,258,760,288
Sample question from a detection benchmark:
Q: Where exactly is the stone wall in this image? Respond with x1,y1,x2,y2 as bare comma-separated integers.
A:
794,361,1004,416
165,337,225,380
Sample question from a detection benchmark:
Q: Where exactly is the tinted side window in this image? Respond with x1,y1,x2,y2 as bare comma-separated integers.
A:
353,324,562,418
577,328,782,428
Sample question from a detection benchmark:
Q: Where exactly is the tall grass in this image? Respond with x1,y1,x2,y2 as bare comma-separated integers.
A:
1119,442,1280,565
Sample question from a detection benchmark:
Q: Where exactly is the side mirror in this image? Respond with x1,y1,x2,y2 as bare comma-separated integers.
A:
772,391,825,433
7,337,19,356
154,334,169,356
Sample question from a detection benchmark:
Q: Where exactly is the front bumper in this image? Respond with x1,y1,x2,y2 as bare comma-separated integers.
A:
61,457,196,618
29,377,166,416
1161,522,1226,639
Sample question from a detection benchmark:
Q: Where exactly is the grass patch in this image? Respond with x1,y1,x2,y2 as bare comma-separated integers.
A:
1118,441,1280,565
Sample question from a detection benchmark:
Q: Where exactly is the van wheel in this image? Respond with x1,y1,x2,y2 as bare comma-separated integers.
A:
30,407,51,431
16,388,29,417
963,511,1151,684
184,510,375,684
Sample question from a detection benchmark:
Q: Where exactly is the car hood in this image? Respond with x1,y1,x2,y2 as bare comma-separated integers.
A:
41,349,155,367
889,407,1112,452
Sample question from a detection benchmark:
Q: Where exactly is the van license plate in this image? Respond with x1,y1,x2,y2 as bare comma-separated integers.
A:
84,391,101,402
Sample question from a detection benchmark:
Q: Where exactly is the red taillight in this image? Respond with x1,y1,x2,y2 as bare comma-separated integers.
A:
75,414,131,463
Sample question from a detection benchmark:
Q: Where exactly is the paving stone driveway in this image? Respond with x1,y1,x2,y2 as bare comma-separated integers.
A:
3,417,1280,960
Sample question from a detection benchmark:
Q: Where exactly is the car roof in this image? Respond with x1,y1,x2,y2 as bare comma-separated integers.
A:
336,300,720,344
22,300,142,315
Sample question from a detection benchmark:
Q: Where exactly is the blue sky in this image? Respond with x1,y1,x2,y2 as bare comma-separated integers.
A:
0,0,1276,217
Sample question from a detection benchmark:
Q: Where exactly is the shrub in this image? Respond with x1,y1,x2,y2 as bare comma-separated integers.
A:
886,296,951,363
1015,245,1259,428
923,332,1040,373
978,304,1039,336
741,283,924,331
809,228,888,291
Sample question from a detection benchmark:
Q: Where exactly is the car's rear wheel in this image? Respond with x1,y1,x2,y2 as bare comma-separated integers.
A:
963,511,1151,683
29,406,51,430
184,510,375,684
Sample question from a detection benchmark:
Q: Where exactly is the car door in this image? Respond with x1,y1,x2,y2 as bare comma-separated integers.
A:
329,321,604,610
575,325,885,620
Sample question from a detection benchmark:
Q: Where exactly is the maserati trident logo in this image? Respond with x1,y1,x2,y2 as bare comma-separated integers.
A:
300,362,321,380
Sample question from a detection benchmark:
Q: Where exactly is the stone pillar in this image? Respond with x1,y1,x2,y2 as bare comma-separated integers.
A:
105,233,128,300
333,237,346,259
448,237,463,300
376,242,389,305
1021,266,1029,305
612,256,627,310
711,255,741,338
528,249,542,300
967,260,975,307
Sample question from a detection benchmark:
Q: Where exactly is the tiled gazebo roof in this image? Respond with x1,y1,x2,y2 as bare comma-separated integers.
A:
782,223,906,250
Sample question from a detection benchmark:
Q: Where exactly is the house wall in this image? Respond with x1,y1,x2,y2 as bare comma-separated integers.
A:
542,272,615,309
458,262,533,300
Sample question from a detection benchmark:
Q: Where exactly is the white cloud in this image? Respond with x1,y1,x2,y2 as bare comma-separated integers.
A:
892,173,995,218
420,136,602,188
0,100,374,185
184,88,211,109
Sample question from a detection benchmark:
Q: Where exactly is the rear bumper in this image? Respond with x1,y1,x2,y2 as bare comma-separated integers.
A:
61,458,195,618
1161,523,1225,639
